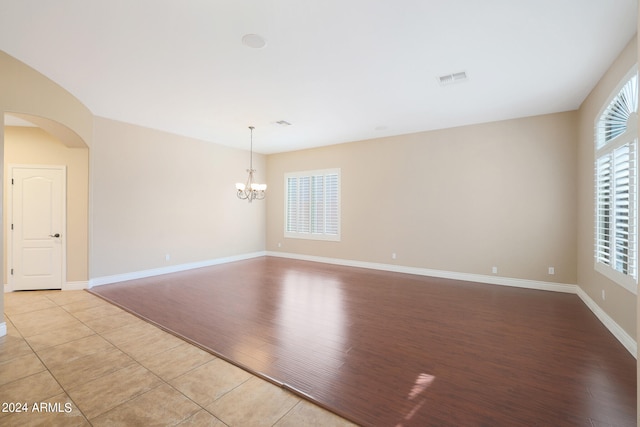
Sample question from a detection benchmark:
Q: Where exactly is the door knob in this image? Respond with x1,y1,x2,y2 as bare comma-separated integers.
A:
49,233,60,238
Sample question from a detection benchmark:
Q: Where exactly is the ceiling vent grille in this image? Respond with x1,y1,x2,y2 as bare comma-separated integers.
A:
438,71,468,86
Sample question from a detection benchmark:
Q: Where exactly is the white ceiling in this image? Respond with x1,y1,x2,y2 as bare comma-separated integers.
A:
0,0,637,154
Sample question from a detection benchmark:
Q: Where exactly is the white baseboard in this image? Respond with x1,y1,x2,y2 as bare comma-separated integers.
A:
63,281,89,291
0,322,6,337
266,251,577,293
267,251,636,358
576,287,637,358
4,281,89,292
84,250,637,359
89,251,267,288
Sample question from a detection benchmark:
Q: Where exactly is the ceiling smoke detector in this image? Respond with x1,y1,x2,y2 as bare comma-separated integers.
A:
438,71,468,86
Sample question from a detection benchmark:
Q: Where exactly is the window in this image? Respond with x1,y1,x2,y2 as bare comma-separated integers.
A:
285,169,340,241
594,68,638,293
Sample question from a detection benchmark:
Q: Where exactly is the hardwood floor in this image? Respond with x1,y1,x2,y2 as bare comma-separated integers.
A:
89,257,636,426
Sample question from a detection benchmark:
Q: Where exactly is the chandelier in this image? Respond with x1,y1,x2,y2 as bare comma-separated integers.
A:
235,126,266,202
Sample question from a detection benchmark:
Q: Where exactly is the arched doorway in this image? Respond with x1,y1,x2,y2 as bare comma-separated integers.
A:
3,113,89,291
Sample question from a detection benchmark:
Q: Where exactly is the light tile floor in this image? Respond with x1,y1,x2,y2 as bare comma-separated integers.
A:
1,290,357,426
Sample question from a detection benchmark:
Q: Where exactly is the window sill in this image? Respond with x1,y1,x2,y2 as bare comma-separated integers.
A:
285,232,341,242
594,262,638,295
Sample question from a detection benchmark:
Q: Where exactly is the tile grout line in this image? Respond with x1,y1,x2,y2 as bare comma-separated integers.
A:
81,290,282,424
49,292,188,424
88,291,348,426
272,399,303,427
4,290,355,426
54,293,231,425
21,291,161,424
3,303,93,425
55,296,172,423
39,291,109,424
3,293,206,425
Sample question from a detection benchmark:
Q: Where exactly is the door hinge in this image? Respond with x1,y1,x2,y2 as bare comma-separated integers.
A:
11,178,13,185
10,268,13,275
10,224,13,230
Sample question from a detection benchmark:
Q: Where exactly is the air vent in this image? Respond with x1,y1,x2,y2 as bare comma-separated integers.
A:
438,71,468,86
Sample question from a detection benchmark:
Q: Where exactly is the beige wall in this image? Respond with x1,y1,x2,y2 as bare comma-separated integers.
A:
3,126,89,284
0,29,637,383
0,51,93,326
90,117,266,278
576,36,637,339
0,51,266,315
0,52,93,147
267,111,578,284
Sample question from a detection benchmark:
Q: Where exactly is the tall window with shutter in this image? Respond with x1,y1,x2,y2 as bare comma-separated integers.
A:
594,68,638,293
285,169,340,241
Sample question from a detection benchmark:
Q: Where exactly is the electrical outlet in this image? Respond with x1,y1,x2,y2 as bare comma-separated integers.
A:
391,253,397,260
602,289,606,300
278,242,282,248
165,254,170,262
548,267,555,275
492,266,498,274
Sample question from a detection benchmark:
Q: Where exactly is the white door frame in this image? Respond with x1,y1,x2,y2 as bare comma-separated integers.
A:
7,164,67,291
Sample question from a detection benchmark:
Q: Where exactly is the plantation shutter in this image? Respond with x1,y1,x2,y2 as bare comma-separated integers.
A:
286,177,298,233
612,141,637,277
298,176,311,233
595,155,612,266
285,169,340,241
594,70,638,290
597,74,638,149
311,175,325,233
325,173,339,236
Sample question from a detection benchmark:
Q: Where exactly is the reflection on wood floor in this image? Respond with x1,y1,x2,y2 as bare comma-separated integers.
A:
90,257,636,426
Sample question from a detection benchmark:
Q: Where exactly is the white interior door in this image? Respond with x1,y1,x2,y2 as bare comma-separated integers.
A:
10,166,65,291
